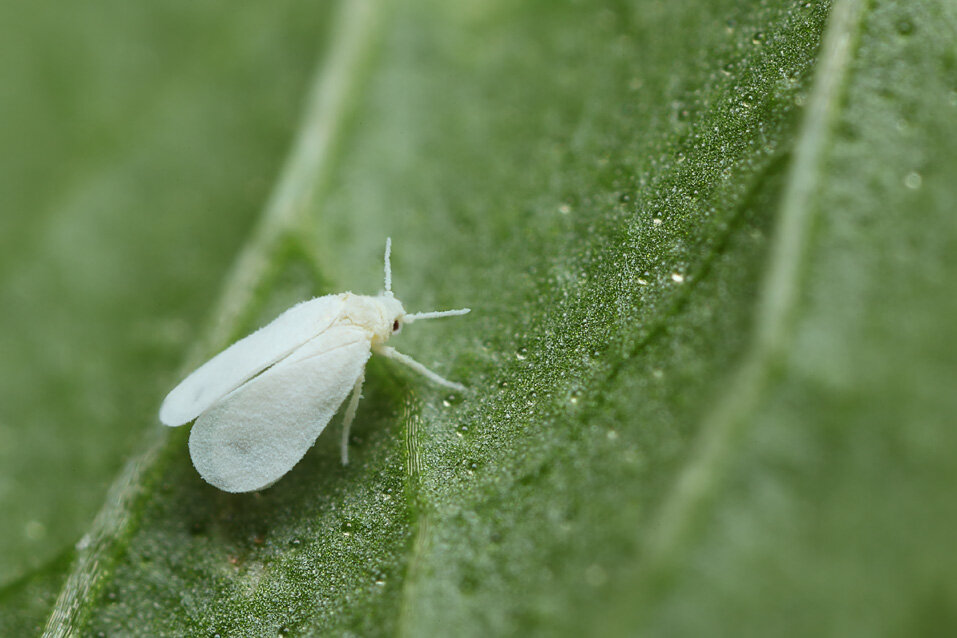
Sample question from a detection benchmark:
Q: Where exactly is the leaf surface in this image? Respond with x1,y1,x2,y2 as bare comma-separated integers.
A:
1,0,954,636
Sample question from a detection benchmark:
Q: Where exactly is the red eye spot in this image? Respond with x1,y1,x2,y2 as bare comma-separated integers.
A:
393,320,401,333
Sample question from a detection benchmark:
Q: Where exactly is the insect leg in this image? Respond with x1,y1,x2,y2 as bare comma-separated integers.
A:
374,345,466,392
340,369,366,465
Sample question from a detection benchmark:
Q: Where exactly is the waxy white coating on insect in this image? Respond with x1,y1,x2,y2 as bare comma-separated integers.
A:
160,238,469,493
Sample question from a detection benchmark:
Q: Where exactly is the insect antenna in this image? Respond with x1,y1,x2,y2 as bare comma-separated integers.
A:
383,237,393,296
403,308,471,323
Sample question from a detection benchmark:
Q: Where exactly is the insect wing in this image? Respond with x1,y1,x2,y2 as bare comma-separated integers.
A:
160,294,345,427
188,325,371,493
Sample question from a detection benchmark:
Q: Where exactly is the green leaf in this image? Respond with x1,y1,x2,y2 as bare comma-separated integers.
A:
3,0,955,635
0,0,336,631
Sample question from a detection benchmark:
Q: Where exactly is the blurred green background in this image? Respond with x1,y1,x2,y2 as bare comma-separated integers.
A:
1,0,955,635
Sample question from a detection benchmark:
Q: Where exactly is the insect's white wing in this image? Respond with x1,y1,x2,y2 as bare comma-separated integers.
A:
160,294,346,427
187,325,371,493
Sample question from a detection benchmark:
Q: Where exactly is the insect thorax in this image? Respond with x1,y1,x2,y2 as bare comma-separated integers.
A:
339,293,405,344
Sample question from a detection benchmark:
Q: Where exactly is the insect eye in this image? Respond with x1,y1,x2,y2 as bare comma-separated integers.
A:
392,320,401,333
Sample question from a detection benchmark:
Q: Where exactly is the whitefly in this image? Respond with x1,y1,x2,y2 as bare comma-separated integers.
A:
160,238,469,493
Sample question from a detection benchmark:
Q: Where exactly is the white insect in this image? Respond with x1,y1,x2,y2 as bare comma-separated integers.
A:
160,238,469,493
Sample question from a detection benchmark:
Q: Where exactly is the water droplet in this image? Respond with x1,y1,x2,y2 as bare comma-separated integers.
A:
652,218,663,226
515,347,528,361
751,31,766,45
896,17,914,35
558,204,571,215
607,430,619,441
25,520,46,541
637,278,648,285
671,273,685,283
75,533,92,551
904,172,922,189
585,563,608,586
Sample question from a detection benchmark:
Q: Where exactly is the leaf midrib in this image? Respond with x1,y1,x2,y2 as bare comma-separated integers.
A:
643,0,867,570
41,2,384,634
